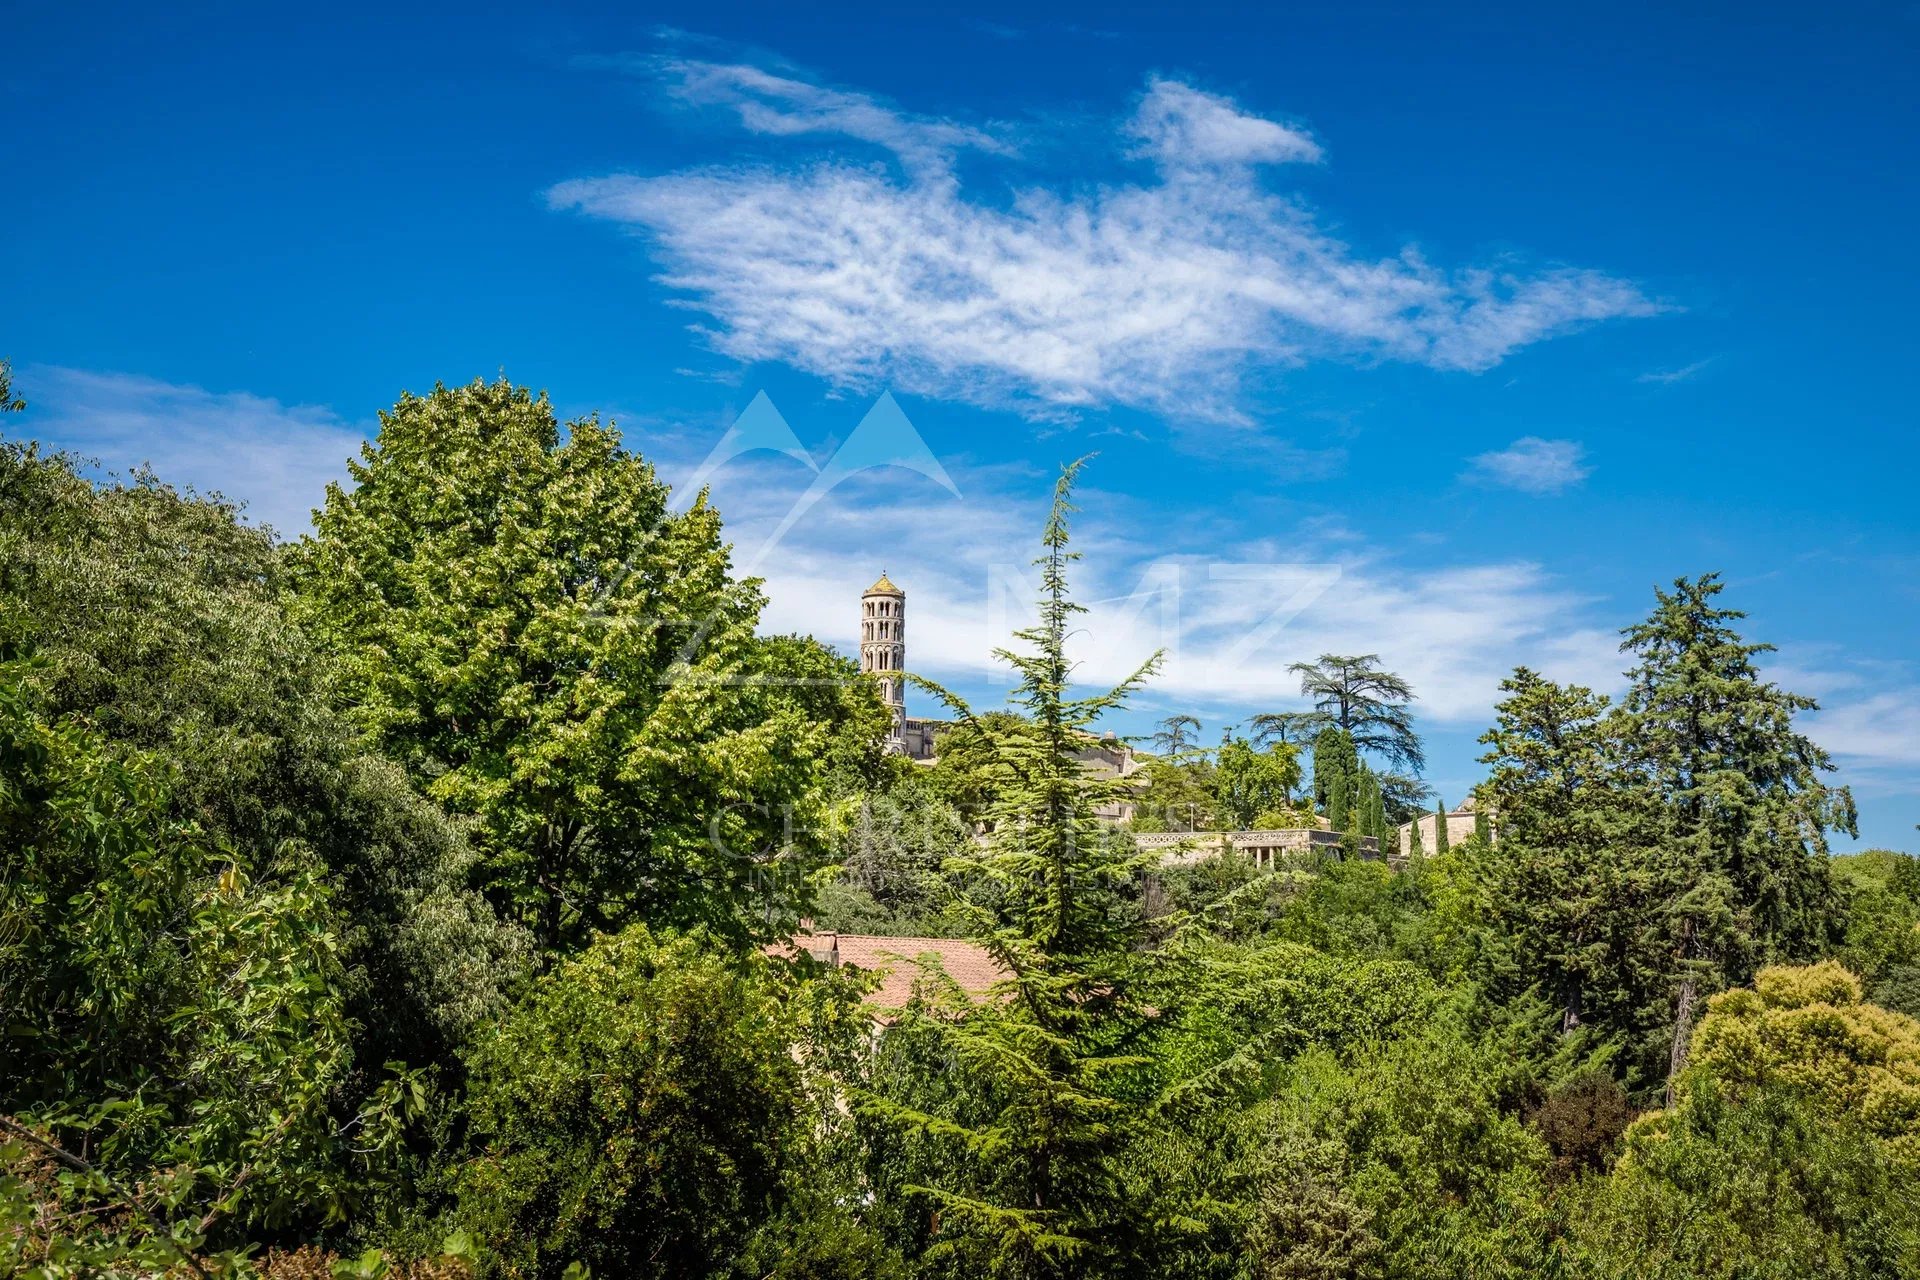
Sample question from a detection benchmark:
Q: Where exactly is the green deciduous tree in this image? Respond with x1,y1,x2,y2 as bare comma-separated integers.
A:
1566,963,1920,1276
0,663,418,1264
0,441,523,1071
0,359,24,413
1214,737,1301,830
290,378,835,955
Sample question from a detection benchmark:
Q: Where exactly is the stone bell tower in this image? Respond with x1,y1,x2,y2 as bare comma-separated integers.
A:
860,572,907,750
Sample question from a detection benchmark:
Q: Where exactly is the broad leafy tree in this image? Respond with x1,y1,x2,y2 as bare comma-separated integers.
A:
1214,737,1303,829
0,358,23,413
291,378,836,954
0,664,418,1268
0,441,522,1069
454,927,868,1280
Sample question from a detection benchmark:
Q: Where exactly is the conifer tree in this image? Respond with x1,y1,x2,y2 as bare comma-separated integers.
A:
1311,726,1359,816
1471,668,1649,1040
1432,798,1450,856
1473,804,1492,844
1618,574,1853,1090
1289,653,1426,770
1407,806,1426,859
867,459,1190,1278
1327,767,1351,835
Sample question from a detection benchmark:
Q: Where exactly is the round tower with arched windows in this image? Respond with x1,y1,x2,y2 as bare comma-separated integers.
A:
860,572,907,749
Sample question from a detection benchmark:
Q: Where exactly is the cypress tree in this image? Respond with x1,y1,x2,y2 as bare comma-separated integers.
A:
1432,798,1450,856
1311,725,1357,813
1407,807,1426,859
1473,803,1492,844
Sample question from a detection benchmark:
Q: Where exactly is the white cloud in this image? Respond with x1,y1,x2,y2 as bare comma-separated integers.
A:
550,60,1658,424
1127,77,1322,168
654,414,1627,730
642,56,1011,175
1637,357,1714,385
1809,689,1920,769
1465,436,1592,494
15,366,363,537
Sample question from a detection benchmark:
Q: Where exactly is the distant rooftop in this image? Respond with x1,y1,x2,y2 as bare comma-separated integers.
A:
776,931,1006,1011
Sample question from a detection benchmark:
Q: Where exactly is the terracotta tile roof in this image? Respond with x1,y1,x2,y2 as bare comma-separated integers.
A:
779,931,1007,1011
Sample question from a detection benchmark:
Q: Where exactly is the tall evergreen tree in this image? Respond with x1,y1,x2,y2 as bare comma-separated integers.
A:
1149,713,1203,759
1327,767,1352,835
1377,770,1436,825
869,459,1191,1278
1618,574,1853,1089
1288,654,1425,771
1432,799,1450,856
1471,668,1650,1040
1311,726,1359,815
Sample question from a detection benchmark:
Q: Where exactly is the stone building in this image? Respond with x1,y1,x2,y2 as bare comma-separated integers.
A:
1395,797,1486,858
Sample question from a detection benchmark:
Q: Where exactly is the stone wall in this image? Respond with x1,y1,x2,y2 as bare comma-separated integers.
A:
1396,807,1484,858
1136,827,1384,869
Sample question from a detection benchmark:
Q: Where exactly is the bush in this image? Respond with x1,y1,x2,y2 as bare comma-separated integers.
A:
454,928,809,1280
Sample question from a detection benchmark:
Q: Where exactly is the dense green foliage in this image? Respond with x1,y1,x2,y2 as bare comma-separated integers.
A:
287,379,869,955
3,375,1913,1279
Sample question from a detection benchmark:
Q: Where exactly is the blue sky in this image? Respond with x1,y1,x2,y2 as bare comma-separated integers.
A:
7,1,1918,847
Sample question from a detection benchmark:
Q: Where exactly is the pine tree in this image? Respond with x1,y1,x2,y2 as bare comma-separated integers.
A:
1619,574,1853,1092
867,459,1193,1278
1471,668,1648,1041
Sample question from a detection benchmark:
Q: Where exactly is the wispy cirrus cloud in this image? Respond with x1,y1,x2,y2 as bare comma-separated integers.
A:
1809,688,1920,771
1637,357,1714,385
1465,436,1592,494
13,365,363,536
548,56,1659,424
649,404,1623,727
614,54,1014,175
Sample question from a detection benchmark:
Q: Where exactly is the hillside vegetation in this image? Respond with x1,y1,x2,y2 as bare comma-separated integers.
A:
4,376,1917,1279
